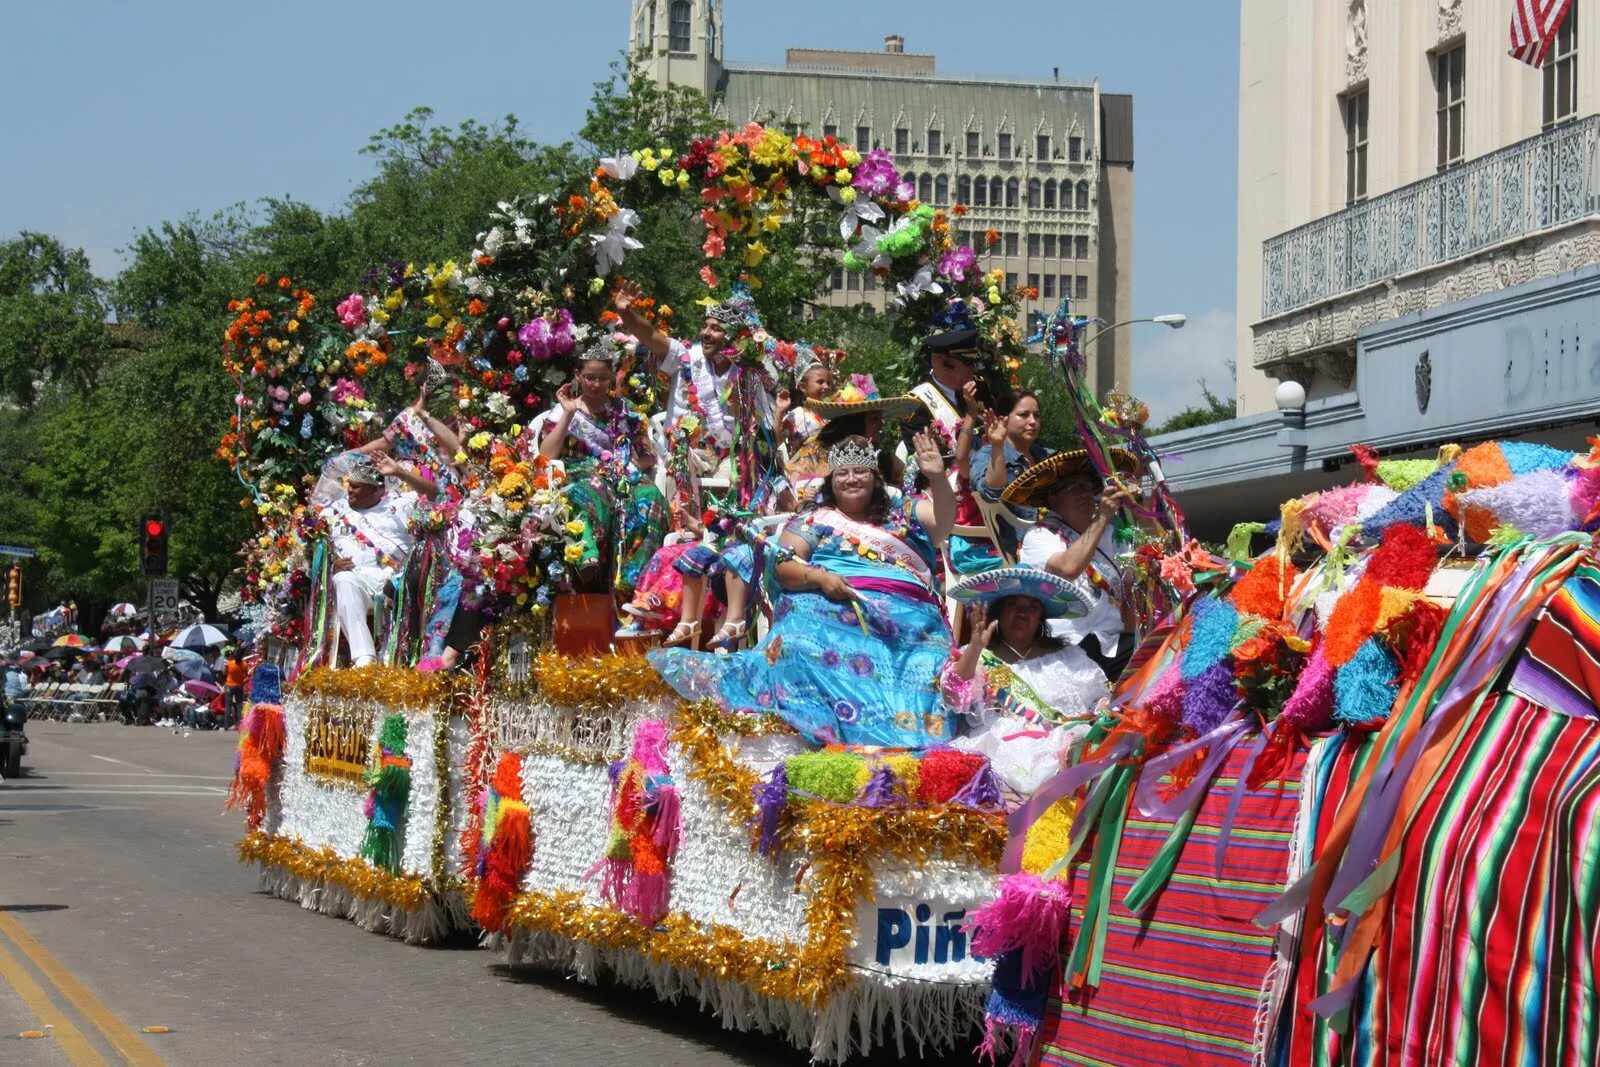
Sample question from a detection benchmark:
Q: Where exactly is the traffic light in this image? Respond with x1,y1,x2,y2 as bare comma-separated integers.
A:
7,566,20,610
140,514,168,577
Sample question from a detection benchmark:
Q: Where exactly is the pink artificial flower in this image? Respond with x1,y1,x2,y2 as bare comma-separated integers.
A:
296,391,312,406
700,265,720,288
1159,552,1196,596
336,293,367,329
939,246,978,283
702,231,726,258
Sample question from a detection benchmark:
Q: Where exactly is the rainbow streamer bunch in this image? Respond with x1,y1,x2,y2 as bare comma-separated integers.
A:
471,752,533,934
753,748,1000,857
594,720,681,927
1029,298,1185,542
358,714,412,873
226,703,287,832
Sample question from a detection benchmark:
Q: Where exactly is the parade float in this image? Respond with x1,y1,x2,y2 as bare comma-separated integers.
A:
222,121,1600,1065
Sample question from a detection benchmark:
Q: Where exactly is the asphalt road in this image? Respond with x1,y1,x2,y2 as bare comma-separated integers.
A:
0,722,979,1066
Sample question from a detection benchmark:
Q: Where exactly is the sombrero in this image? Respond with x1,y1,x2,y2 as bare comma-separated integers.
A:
1000,447,1145,509
948,566,1092,619
804,373,920,420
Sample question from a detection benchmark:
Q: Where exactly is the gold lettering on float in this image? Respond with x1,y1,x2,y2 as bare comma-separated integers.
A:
304,703,373,785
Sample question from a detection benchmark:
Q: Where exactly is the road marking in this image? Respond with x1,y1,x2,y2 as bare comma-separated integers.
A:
3,789,224,798
0,912,166,1066
0,929,106,1065
46,773,232,782
87,756,124,766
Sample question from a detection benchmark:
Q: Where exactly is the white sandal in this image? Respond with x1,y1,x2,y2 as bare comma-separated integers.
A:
709,620,747,653
663,620,701,648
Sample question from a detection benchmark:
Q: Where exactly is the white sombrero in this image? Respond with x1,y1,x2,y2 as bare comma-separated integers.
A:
947,566,1093,619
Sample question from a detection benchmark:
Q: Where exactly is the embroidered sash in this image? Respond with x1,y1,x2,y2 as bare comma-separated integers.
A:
814,507,935,589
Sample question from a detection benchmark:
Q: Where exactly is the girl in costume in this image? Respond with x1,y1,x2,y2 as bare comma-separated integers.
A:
939,568,1108,793
650,432,958,748
775,347,839,497
534,337,667,598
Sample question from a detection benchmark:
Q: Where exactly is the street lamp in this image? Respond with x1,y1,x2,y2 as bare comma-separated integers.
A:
1275,379,1308,470
1079,313,1186,350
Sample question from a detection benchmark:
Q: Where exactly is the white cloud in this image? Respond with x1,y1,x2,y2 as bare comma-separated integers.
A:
1130,306,1238,425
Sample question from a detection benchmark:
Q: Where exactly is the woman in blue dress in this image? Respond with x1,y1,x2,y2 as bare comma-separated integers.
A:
651,431,957,748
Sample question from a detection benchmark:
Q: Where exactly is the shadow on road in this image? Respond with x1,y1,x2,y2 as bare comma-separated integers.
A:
490,960,978,1066
0,904,69,913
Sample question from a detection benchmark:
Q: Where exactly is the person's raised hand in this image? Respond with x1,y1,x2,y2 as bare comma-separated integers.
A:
979,404,1004,447
967,602,997,651
557,382,582,415
962,380,987,417
613,279,643,314
911,429,947,479
775,387,793,420
371,453,403,479
1094,483,1134,525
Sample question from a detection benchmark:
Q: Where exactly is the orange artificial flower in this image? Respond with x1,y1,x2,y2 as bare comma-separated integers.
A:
1024,286,1040,300
985,229,1001,247
277,276,291,289
467,298,487,317
254,273,268,286
951,204,970,216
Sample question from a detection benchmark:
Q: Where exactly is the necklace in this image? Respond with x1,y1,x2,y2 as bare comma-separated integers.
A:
997,638,1035,662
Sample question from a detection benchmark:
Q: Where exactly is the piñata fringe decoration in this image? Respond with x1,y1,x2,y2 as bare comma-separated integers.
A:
592,718,680,926
968,874,1073,1067
471,752,534,934
226,703,287,831
358,714,411,873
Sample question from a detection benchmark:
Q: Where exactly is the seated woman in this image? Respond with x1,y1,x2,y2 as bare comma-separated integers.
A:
535,337,666,597
650,432,957,748
1005,449,1143,681
966,388,1056,563
941,568,1109,793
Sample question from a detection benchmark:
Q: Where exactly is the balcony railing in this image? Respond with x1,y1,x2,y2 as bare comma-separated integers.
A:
1261,115,1600,319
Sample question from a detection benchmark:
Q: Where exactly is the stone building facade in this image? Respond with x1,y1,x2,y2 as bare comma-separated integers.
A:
628,1,1136,396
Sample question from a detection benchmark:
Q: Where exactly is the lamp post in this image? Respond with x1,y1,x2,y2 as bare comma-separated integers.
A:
1078,313,1187,350
1274,379,1308,472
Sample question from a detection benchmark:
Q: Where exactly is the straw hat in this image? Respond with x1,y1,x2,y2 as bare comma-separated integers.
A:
1000,447,1145,509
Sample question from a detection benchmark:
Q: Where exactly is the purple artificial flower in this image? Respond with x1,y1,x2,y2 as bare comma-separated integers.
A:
832,699,861,725
849,653,874,677
851,150,901,198
939,246,979,283
518,317,554,361
550,309,576,357
821,649,842,668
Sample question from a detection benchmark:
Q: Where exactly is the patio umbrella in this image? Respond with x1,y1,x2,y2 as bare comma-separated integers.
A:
53,634,90,648
168,658,214,682
20,637,53,653
161,646,204,663
101,636,145,653
182,680,222,700
108,603,139,617
120,655,167,674
171,624,229,651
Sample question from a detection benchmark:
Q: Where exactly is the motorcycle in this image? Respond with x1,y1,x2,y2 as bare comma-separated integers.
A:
1,697,26,778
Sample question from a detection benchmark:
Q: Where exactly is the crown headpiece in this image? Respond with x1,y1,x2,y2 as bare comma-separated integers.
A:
706,302,746,328
579,334,622,365
827,439,879,473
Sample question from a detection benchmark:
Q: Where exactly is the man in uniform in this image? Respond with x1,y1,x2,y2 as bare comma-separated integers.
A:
319,455,419,668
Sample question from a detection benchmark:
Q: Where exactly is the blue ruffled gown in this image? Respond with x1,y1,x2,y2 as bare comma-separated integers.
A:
650,502,954,748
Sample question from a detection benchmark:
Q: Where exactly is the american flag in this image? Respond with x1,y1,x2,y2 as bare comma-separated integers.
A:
1509,0,1576,66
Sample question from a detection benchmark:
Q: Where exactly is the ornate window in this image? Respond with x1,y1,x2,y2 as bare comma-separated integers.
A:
1043,179,1057,209
1068,135,1082,162
856,125,871,152
973,177,987,206
1028,233,1041,256
1433,43,1465,170
823,123,837,140
934,175,949,204
1543,3,1579,128
990,176,1004,205
966,130,981,156
1343,88,1369,204
1074,180,1089,210
997,132,1013,160
1004,232,1018,256
1027,178,1041,209
1043,234,1056,257
956,175,971,203
927,129,942,155
1036,133,1050,160
669,0,691,51
895,127,910,155
918,174,933,202
1005,177,1019,207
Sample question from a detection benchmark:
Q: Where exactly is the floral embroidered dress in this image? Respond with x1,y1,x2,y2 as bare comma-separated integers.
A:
382,409,466,660
650,501,953,748
536,404,666,595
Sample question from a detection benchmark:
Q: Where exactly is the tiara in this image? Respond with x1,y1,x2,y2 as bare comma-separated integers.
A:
706,302,746,327
827,439,879,473
579,335,622,365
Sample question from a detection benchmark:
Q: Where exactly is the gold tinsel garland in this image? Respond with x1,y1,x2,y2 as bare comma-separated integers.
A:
238,830,431,913
502,890,823,1003
431,710,455,884
528,652,673,711
292,665,464,711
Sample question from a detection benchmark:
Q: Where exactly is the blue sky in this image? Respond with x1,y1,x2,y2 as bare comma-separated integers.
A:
0,1,1239,418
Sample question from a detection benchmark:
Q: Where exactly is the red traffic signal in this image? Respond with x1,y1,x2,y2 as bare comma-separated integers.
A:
140,514,169,577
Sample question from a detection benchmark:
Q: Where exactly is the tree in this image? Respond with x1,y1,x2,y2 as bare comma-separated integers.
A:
0,233,109,405
1151,376,1238,435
